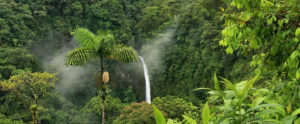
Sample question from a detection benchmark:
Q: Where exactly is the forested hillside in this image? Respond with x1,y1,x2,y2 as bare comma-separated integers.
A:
0,0,299,124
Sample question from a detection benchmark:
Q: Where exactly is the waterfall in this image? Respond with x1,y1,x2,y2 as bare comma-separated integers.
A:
139,56,151,104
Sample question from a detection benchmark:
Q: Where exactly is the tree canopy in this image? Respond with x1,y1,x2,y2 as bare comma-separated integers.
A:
0,0,299,123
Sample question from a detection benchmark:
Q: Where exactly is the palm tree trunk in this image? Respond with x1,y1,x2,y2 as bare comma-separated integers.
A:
100,55,105,124
101,96,105,124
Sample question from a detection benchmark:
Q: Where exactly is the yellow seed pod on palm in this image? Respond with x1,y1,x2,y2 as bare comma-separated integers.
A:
102,71,109,83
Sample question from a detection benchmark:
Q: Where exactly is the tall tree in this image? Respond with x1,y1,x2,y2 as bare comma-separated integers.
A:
65,28,138,124
0,72,57,124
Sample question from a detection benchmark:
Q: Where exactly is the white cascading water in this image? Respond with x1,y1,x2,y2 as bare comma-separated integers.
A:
138,56,151,104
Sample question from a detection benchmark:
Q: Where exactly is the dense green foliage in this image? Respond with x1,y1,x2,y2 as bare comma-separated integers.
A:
80,95,124,123
0,47,40,80
0,0,299,123
153,96,196,120
0,73,58,123
113,102,155,124
153,0,300,124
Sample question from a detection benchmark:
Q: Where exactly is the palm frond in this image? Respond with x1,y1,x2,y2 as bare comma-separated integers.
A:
65,47,98,66
109,45,138,63
95,30,115,50
71,28,99,49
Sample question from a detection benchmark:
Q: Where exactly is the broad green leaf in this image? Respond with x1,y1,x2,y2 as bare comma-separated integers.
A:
202,103,210,124
282,116,296,124
247,104,283,113
219,40,228,46
286,103,292,115
228,28,234,37
239,75,259,99
166,119,177,124
153,105,166,124
295,28,300,36
291,108,300,117
295,118,300,124
267,18,273,25
264,119,283,124
225,46,233,54
214,72,221,91
193,88,212,91
243,10,251,21
222,30,227,36
252,96,265,107
256,109,281,117
183,115,197,124
296,69,300,79
274,105,286,116
249,38,258,49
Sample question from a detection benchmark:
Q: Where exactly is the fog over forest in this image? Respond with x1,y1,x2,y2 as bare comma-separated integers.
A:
0,0,299,124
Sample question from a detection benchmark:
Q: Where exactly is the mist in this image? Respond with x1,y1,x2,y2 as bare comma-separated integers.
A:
140,28,177,71
139,14,180,70
44,49,94,96
34,37,97,99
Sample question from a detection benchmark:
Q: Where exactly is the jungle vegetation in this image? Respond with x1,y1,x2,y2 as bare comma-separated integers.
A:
0,0,299,124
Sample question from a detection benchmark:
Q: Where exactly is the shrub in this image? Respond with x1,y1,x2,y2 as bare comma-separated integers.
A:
113,102,156,124
153,96,197,120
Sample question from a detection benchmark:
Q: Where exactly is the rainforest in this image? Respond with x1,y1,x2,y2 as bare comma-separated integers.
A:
0,0,299,124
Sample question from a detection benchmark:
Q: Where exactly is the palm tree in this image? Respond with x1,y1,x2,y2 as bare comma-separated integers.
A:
65,28,138,124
